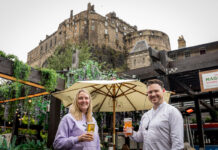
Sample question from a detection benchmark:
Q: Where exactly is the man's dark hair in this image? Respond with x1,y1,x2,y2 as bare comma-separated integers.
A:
147,79,164,89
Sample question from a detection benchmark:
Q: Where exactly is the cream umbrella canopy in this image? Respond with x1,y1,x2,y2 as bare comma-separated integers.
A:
52,79,171,149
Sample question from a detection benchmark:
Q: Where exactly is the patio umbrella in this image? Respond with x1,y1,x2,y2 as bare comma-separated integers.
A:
52,79,171,149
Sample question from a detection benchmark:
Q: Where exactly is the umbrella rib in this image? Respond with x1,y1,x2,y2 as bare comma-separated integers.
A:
119,87,137,110
97,85,113,112
91,85,113,97
116,84,137,97
115,83,122,96
122,83,147,96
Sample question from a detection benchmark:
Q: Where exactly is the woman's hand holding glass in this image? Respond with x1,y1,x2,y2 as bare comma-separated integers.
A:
78,133,94,142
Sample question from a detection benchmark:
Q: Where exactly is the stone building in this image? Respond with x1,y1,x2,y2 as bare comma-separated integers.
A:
168,40,218,61
27,3,171,70
126,30,171,70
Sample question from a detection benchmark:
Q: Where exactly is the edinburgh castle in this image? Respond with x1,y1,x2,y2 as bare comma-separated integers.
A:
27,3,171,70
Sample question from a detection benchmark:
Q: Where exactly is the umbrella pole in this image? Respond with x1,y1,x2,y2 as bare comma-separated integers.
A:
113,85,116,150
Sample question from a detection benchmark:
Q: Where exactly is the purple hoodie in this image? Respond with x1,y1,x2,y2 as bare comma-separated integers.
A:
53,113,100,150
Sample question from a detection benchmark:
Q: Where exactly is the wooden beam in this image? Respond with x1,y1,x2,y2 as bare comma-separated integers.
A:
0,92,49,103
0,73,45,89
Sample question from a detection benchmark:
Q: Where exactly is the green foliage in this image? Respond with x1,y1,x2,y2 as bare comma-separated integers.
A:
46,42,76,70
46,41,92,71
0,136,50,150
13,59,31,81
78,41,92,67
0,136,17,150
16,139,49,150
40,68,58,92
67,60,118,87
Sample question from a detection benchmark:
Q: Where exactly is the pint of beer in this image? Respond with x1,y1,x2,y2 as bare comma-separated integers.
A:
87,122,95,133
124,118,132,136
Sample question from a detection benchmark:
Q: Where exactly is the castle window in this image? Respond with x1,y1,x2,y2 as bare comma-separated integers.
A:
169,53,177,60
116,33,118,39
54,36,57,45
45,43,48,51
123,26,126,30
91,20,95,23
105,21,108,26
200,49,206,55
40,46,43,54
184,51,190,58
139,32,142,36
50,40,52,48
134,59,136,66
84,20,87,24
75,26,77,31
116,22,119,26
124,32,126,36
143,57,145,63
91,25,95,31
72,22,74,25
115,28,118,33
105,29,108,34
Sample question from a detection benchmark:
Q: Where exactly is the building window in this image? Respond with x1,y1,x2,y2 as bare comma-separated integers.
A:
50,40,52,48
84,20,87,24
123,26,126,30
184,51,190,58
115,28,118,33
91,20,95,23
45,43,48,51
75,26,77,31
143,57,145,63
124,32,126,36
116,33,118,39
139,32,142,36
91,25,95,31
54,36,57,45
200,49,206,55
116,22,119,26
40,46,43,54
134,59,136,66
105,21,108,26
105,29,108,34
169,53,177,60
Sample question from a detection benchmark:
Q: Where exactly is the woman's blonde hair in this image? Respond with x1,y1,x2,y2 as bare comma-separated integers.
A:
69,89,93,122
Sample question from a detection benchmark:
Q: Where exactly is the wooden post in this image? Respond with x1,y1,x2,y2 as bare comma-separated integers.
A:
194,98,205,149
47,95,61,148
113,84,116,150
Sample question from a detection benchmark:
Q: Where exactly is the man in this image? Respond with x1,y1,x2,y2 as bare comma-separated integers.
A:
126,79,184,150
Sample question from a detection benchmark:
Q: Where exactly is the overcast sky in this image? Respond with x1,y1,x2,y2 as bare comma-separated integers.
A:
1,0,218,62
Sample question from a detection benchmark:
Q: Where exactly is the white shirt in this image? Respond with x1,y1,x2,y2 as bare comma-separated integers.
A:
131,102,184,150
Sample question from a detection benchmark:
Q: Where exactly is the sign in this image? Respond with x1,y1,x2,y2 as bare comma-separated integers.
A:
199,69,218,92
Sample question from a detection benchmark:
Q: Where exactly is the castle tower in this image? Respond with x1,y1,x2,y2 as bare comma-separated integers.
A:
178,35,186,49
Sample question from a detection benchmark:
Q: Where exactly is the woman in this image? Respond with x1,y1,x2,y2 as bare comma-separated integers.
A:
53,89,100,150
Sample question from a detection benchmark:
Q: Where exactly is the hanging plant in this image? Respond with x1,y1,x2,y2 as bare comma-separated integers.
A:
40,68,58,92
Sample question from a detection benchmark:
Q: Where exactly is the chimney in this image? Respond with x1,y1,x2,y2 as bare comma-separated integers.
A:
178,35,186,49
70,10,73,19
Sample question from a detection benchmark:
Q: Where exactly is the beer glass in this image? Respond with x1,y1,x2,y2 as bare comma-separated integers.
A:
124,118,132,136
87,122,95,133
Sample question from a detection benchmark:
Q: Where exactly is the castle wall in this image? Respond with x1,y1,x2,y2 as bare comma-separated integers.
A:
124,30,171,52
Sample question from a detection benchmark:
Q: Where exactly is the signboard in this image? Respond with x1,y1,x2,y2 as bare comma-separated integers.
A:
199,69,218,92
